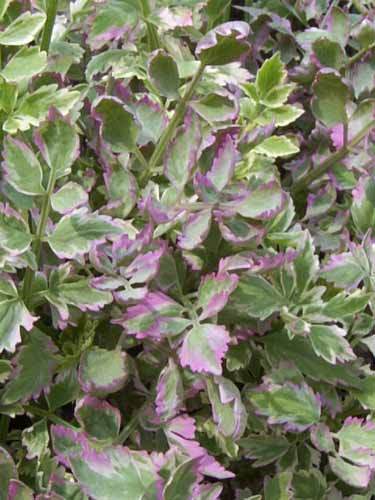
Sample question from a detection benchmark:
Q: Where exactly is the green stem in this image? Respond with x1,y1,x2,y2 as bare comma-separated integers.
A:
0,415,9,443
23,168,57,307
114,403,148,444
347,41,375,67
139,0,160,51
24,405,79,429
40,0,58,53
134,146,148,171
147,62,206,175
291,120,375,195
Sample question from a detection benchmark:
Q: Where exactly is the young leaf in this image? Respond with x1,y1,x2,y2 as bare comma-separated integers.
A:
0,278,36,353
179,324,230,376
256,53,286,99
1,329,58,404
0,447,17,500
311,70,349,126
254,136,299,158
155,358,184,422
164,112,201,190
309,324,355,364
51,182,88,214
51,426,160,499
75,396,121,441
94,97,139,153
35,117,80,179
0,204,32,254
47,211,122,259
206,376,247,439
249,382,321,431
196,21,250,66
0,11,46,45
148,50,180,99
78,347,129,396
197,271,238,320
3,136,45,196
230,274,285,320
1,47,47,82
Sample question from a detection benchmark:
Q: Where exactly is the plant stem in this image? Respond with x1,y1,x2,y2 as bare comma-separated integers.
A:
114,403,148,444
147,62,206,174
291,120,375,195
23,168,57,307
347,41,375,67
0,415,9,443
138,0,160,51
40,0,58,53
24,404,78,429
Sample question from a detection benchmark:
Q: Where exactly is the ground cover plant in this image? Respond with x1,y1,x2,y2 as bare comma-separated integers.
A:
0,0,375,498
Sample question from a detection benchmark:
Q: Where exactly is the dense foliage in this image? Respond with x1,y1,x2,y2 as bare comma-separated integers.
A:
0,0,375,498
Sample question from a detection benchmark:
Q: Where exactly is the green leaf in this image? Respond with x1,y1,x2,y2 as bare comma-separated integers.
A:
323,290,371,318
22,419,49,459
85,49,129,81
311,70,349,126
254,136,299,158
1,47,47,82
0,297,35,354
264,472,292,500
78,347,129,396
3,136,44,195
230,275,285,319
0,205,32,254
48,278,113,313
148,50,180,99
256,105,304,127
312,38,345,70
156,358,183,422
309,324,355,364
240,435,290,467
329,456,371,489
235,182,285,219
47,368,80,411
264,331,362,388
52,426,160,499
47,211,122,259
179,323,230,376
163,459,198,500
0,11,46,45
94,97,139,152
75,396,121,442
4,85,81,134
0,447,17,500
249,382,321,431
191,93,237,122
256,53,286,99
37,117,80,179
354,376,375,410
321,252,367,288
293,232,319,295
292,470,327,500
165,113,200,190
51,182,88,214
0,79,17,114
2,329,58,404
206,376,247,439
88,0,138,49
48,41,84,76
6,480,34,500
196,21,250,66
0,0,12,21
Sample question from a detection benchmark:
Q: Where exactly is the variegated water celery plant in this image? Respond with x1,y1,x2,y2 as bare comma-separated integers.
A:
0,0,374,498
